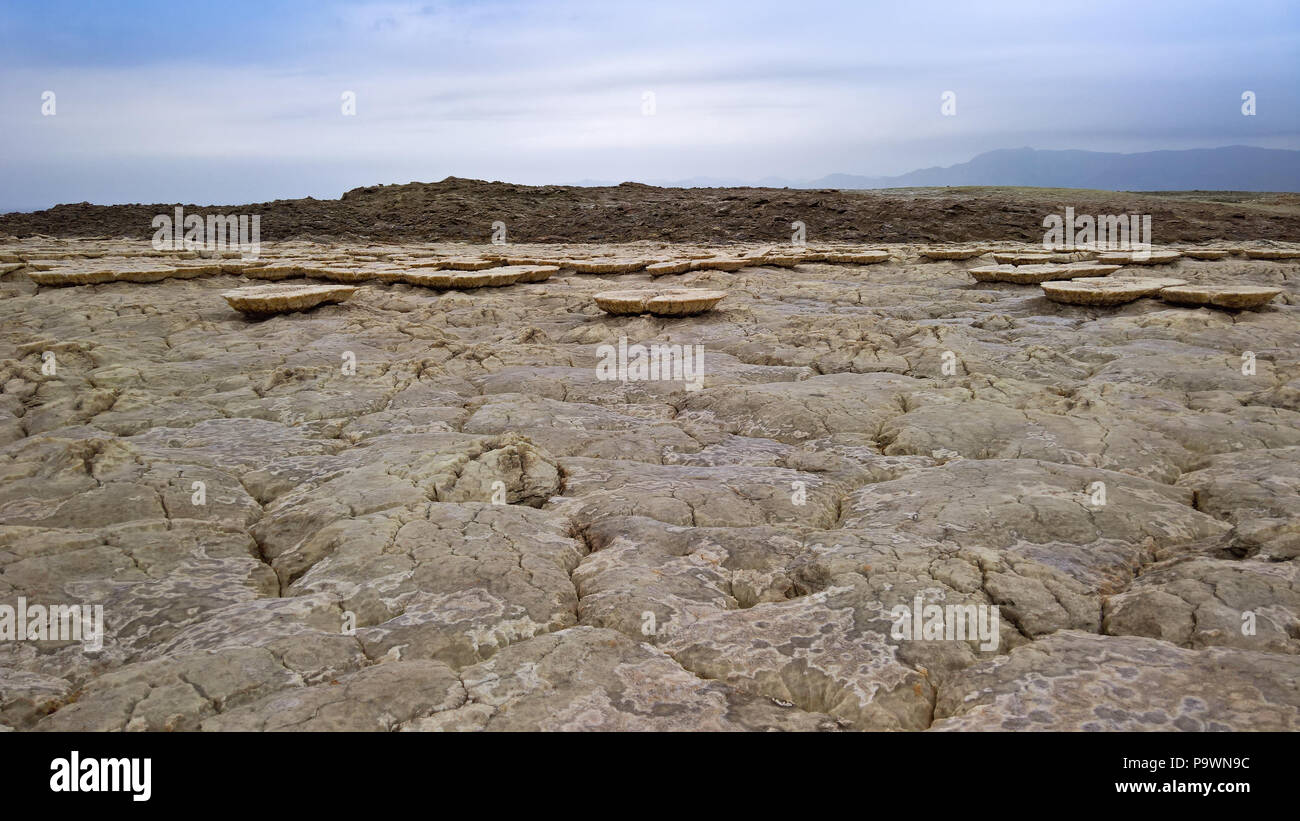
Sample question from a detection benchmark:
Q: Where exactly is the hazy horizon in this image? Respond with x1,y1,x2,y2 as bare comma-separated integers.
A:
2,0,1298,211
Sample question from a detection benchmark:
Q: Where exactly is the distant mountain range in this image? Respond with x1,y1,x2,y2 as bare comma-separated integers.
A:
576,146,1300,192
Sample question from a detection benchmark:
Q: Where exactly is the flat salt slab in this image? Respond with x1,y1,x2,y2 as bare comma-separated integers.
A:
1244,249,1300,260
1180,249,1231,260
29,256,225,283
995,251,1098,264
750,256,801,267
1159,285,1283,310
141,249,200,259
399,270,459,288
743,248,805,267
982,246,1039,254
918,248,984,260
646,289,728,316
478,268,525,286
501,256,563,267
437,258,499,271
797,248,886,263
594,288,727,316
117,263,221,282
1042,277,1187,306
991,252,1053,265
568,258,650,274
241,261,334,280
969,262,1121,284
403,268,523,289
1039,247,1101,256
318,266,404,284
222,284,357,315
691,257,749,272
821,250,890,265
645,260,694,277
594,290,652,315
29,268,123,285
403,257,497,271
1095,250,1181,265
28,261,208,285
790,249,830,262
498,265,559,283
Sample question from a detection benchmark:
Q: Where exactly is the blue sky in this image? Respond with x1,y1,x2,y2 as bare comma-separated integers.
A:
1,0,1297,209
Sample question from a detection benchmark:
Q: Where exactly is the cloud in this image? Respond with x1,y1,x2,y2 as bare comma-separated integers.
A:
1,0,1297,208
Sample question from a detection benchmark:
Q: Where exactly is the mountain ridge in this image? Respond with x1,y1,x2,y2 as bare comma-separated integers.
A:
587,146,1300,192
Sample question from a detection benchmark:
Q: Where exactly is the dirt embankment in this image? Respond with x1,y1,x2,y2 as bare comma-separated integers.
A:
4,178,1300,244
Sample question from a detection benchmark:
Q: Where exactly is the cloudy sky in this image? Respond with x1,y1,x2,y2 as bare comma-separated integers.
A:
1,0,1297,210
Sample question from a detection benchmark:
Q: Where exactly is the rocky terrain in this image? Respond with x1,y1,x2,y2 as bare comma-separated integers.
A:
4,179,1300,245
1,234,1298,731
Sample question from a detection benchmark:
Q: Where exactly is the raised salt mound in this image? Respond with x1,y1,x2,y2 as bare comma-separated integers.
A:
822,250,890,265
646,289,728,316
1158,285,1283,310
646,260,694,277
222,283,357,315
1244,249,1300,260
594,288,727,316
1095,250,1181,265
568,258,650,274
1042,277,1186,306
919,248,984,260
968,262,1121,284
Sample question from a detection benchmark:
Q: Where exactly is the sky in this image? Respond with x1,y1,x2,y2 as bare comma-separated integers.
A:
1,0,1298,210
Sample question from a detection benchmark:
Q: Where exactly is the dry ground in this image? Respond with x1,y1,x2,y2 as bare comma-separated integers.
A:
1,236,1297,731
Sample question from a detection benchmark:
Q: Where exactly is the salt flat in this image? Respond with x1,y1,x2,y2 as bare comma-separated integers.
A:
1,238,1297,731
